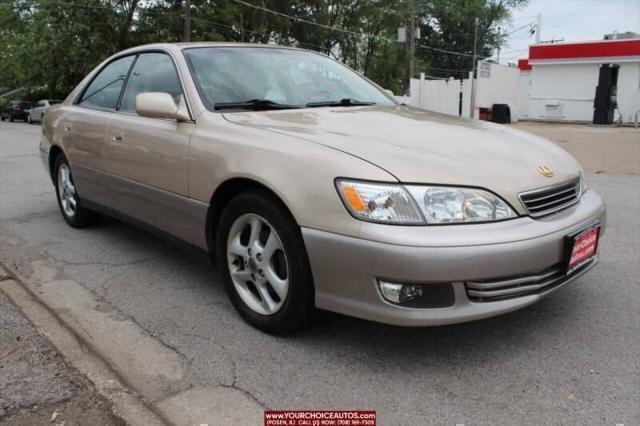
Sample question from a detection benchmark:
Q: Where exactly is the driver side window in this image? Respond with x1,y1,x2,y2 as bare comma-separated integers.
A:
119,53,184,113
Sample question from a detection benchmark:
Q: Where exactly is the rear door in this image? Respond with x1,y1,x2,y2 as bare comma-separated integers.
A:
63,54,136,204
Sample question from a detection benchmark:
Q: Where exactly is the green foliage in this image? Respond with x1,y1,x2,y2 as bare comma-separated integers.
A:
0,0,526,98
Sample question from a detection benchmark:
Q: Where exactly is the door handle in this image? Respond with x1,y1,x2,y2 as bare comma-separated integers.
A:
63,125,72,132
112,135,123,142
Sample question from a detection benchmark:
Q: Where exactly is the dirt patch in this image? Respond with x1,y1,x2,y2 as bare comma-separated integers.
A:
1,392,124,426
0,293,123,425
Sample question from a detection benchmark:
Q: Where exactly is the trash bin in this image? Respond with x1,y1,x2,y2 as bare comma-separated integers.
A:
491,104,511,124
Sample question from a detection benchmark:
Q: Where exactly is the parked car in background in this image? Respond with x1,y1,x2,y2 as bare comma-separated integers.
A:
40,43,606,334
28,99,62,123
1,100,33,122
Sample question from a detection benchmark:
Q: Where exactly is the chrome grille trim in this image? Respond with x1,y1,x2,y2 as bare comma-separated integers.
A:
518,178,581,217
465,265,565,302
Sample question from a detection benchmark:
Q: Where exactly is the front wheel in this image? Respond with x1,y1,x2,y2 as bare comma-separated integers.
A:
27,113,32,124
54,155,99,228
216,191,315,334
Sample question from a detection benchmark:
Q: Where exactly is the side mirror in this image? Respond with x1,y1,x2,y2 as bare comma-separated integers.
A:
135,92,190,122
384,89,394,97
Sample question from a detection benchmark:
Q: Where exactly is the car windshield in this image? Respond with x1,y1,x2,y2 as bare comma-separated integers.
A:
184,47,395,111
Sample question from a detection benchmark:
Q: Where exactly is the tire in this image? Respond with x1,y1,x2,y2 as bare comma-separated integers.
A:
1,116,5,121
27,114,32,124
53,154,99,228
9,115,14,122
216,190,315,334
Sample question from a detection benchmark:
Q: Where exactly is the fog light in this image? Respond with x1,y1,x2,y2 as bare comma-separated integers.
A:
378,280,423,304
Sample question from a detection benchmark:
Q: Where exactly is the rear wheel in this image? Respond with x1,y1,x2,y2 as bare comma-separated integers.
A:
54,155,99,228
9,115,14,122
216,191,315,334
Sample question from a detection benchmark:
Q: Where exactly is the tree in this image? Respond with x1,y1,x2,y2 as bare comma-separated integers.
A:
0,0,527,99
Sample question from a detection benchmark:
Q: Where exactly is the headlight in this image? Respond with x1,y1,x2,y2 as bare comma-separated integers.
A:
336,179,517,224
405,185,517,224
335,180,423,224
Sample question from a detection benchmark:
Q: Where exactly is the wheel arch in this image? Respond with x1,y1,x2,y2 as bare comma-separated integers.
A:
48,145,65,181
205,177,300,257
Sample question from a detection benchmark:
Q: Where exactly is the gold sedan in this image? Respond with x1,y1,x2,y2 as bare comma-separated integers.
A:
40,43,606,334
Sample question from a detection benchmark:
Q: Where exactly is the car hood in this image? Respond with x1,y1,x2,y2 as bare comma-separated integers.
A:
222,106,581,206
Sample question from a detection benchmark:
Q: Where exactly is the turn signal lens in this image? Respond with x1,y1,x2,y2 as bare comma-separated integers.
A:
342,185,367,212
336,180,423,224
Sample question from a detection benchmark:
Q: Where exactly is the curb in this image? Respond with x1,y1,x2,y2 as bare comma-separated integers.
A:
0,262,170,426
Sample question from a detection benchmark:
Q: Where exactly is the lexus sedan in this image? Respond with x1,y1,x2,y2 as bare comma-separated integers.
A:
40,43,606,334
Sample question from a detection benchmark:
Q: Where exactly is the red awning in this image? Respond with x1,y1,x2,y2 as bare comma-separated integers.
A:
529,39,640,60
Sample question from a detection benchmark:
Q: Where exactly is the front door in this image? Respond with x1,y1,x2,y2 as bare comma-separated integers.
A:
102,52,195,241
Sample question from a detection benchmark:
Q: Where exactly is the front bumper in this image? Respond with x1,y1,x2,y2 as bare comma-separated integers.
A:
302,190,606,326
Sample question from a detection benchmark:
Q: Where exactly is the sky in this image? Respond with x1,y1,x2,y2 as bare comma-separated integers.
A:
489,0,640,64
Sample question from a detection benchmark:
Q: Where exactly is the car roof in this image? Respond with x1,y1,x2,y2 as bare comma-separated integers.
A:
119,42,309,55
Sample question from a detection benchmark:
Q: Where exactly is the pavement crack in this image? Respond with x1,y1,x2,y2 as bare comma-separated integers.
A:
98,269,132,297
44,250,158,268
218,383,268,409
180,330,266,407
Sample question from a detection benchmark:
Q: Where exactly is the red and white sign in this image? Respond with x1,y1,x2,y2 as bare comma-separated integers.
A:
568,226,600,275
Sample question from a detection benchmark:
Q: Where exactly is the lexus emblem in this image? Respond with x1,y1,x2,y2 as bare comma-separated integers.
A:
537,165,554,177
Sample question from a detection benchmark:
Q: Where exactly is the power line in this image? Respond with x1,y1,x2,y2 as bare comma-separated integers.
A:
505,22,535,36
228,0,485,59
228,0,363,36
25,0,488,61
19,0,474,76
417,43,479,58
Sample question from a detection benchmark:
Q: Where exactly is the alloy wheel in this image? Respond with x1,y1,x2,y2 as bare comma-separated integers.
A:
57,163,78,218
226,213,289,315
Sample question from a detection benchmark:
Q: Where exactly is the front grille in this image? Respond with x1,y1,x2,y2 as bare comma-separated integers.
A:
465,265,565,302
519,179,581,217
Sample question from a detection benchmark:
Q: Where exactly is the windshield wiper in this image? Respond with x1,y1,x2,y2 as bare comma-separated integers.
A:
305,98,377,108
214,99,300,111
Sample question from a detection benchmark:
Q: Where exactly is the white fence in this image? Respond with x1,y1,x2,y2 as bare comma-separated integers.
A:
407,74,473,118
405,62,521,121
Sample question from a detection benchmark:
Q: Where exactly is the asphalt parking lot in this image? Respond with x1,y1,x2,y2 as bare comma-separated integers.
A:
0,120,639,424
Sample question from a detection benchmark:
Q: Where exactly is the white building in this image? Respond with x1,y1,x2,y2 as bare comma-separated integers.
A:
518,37,640,124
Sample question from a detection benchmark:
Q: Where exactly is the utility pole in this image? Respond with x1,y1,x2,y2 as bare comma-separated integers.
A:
471,17,479,80
470,18,479,119
408,0,417,80
535,14,541,43
496,26,501,63
183,0,191,42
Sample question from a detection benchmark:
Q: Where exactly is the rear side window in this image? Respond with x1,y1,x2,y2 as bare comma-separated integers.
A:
120,53,183,113
80,56,135,109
